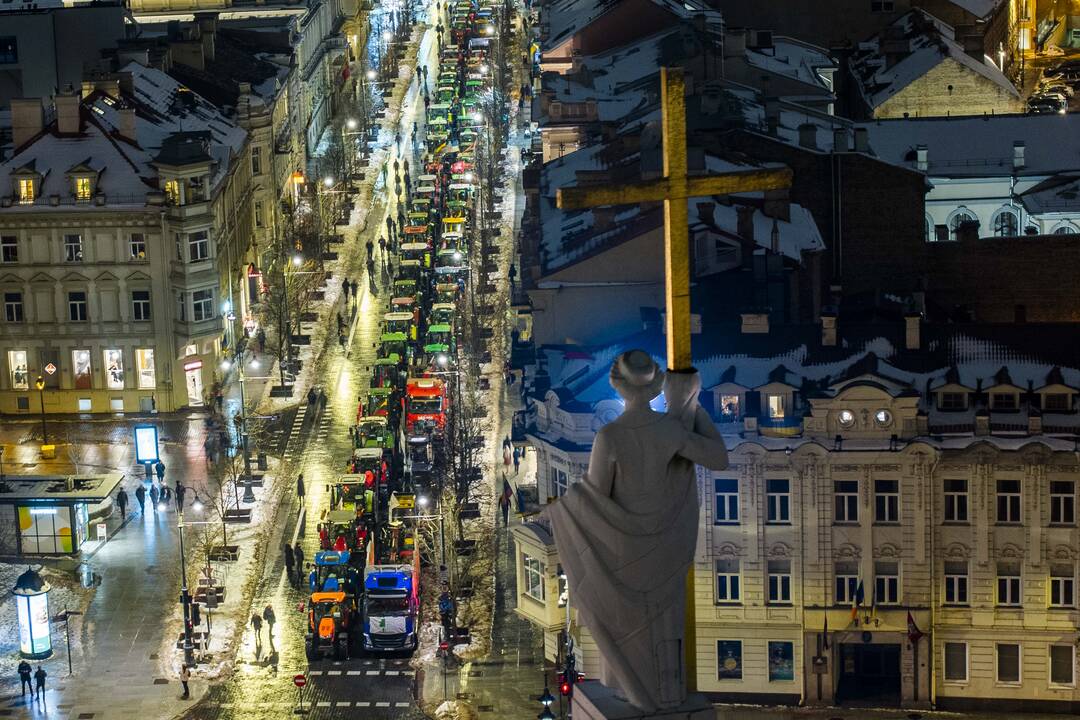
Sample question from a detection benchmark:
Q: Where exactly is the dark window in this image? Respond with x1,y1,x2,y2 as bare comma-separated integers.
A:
1,235,16,263
996,479,1021,523
944,479,968,522
939,392,967,410
766,479,790,524
4,292,23,322
132,290,151,321
1044,393,1070,412
0,37,16,64
68,291,88,322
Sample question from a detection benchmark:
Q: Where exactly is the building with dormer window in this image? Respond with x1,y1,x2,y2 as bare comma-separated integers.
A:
513,315,1080,712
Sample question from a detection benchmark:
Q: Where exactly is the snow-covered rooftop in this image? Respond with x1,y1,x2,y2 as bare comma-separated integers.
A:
543,0,721,50
945,0,1005,19
1020,173,1080,215
849,9,1017,111
744,37,835,93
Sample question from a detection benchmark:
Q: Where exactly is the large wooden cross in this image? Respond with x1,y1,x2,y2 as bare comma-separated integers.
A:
557,66,792,371
555,67,793,694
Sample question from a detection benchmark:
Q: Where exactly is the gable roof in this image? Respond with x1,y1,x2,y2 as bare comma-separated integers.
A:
544,0,721,50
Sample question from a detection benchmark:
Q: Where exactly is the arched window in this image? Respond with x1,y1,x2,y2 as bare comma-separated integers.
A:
1053,222,1079,235
949,210,977,240
992,209,1019,237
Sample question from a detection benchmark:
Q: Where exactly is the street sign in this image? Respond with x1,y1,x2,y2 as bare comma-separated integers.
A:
293,674,307,688
43,363,57,375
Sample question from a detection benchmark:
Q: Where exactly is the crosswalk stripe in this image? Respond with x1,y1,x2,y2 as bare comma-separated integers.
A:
347,670,362,675
385,670,399,676
366,670,379,675
376,701,391,707
317,701,331,707
309,670,323,675
396,702,411,708
328,670,342,676
336,701,352,707
356,701,371,707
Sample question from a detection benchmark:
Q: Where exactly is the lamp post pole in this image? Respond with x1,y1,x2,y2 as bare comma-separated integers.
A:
35,376,47,445
178,510,195,667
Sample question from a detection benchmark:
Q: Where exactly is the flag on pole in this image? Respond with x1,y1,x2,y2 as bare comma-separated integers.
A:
907,611,924,645
823,612,830,650
850,578,864,620
500,477,514,508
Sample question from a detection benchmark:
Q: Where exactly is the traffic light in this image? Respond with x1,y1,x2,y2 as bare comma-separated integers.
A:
191,602,201,626
557,673,571,696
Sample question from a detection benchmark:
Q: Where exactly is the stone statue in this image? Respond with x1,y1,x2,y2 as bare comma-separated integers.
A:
545,350,729,714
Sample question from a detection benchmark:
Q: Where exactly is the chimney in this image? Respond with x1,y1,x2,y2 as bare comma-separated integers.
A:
904,312,922,351
118,104,137,142
853,127,869,153
763,187,790,222
10,98,44,149
1013,140,1025,170
736,205,756,260
695,200,716,224
915,144,928,171
821,311,837,346
764,96,780,136
832,127,849,152
797,123,816,149
1028,409,1042,435
195,12,218,62
723,28,747,58
741,312,769,334
974,409,990,436
55,86,82,135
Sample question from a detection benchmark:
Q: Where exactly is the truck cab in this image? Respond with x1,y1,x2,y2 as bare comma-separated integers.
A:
405,378,447,436
362,565,419,653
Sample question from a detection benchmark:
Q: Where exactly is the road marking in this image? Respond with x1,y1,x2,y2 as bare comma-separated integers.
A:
376,701,391,707
366,670,380,675
396,702,411,708
309,670,323,675
385,670,399,676
336,701,352,707
402,670,415,676
327,670,342,675
347,670,362,675
317,701,331,707
356,701,371,707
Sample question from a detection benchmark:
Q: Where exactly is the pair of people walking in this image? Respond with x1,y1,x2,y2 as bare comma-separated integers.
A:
17,662,46,701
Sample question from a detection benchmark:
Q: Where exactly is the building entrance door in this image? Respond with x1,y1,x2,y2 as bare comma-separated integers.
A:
186,367,204,406
837,642,901,706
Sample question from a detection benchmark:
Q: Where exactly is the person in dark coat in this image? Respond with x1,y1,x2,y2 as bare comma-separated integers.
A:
135,484,146,513
18,660,31,696
284,543,295,583
155,460,166,482
175,481,186,511
250,613,262,643
293,543,305,574
116,488,128,521
262,605,276,638
296,474,305,504
33,666,46,700
149,484,160,512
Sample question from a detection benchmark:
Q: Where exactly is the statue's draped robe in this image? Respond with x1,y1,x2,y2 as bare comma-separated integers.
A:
546,385,727,713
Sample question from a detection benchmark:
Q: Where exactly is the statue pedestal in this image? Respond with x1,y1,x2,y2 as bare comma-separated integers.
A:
572,681,713,720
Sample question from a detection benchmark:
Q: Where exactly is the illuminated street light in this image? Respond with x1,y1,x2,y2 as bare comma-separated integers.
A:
346,118,358,130
366,69,377,80
472,111,482,123
192,496,204,513
293,254,304,266
382,29,393,41
485,24,495,35
220,360,232,371
323,176,335,188
437,353,449,367
452,250,462,261
418,495,430,508
479,64,489,74
464,172,474,182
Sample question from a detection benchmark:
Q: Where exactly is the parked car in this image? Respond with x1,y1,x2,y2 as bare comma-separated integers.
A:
1038,80,1075,98
1043,59,1080,77
1027,94,1067,114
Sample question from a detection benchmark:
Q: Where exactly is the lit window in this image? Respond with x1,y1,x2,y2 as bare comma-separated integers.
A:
17,178,34,204
522,554,545,601
129,233,146,260
719,393,740,421
74,177,92,202
103,349,124,390
7,349,28,390
63,234,83,262
875,409,892,426
71,349,91,389
135,348,156,389
164,180,180,205
766,393,785,419
837,409,855,427
715,558,740,604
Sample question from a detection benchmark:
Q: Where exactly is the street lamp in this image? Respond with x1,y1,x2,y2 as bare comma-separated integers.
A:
177,488,206,667
35,375,47,445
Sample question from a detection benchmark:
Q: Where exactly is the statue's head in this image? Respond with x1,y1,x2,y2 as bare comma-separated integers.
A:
610,349,664,405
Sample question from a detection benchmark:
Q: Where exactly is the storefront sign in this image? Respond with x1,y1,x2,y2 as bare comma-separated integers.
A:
133,425,159,464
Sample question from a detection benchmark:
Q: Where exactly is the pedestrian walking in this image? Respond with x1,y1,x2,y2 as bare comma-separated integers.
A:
179,664,191,699
339,332,347,350
366,239,374,259
337,311,345,333
135,484,146,513
18,660,31,696
175,481,186,511
116,487,128,521
155,460,165,482
294,543,305,573
262,605,276,637
149,484,160,512
33,665,45,701
513,446,521,474
509,263,517,284
250,613,263,642
319,389,327,408
307,387,317,406
367,257,376,280
379,236,387,255
160,484,171,510
296,473,305,504
284,543,295,583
